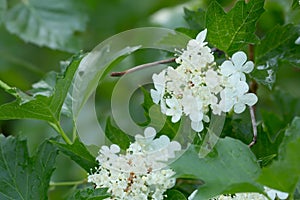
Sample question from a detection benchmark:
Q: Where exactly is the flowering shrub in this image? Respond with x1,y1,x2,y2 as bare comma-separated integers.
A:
0,0,300,200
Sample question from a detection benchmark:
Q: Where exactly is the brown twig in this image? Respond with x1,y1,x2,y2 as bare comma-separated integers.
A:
248,105,257,147
248,44,258,147
111,58,176,77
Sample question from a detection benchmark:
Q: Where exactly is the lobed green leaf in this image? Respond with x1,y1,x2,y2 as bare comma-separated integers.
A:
258,116,300,195
0,135,58,200
183,8,206,35
171,137,264,199
206,0,264,55
0,53,84,123
51,137,98,172
4,0,88,52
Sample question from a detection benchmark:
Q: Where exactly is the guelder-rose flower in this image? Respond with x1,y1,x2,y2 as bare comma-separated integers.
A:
88,127,181,200
220,51,254,82
151,29,258,132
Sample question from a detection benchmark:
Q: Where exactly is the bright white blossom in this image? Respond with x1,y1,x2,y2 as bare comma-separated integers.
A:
151,29,258,132
211,193,268,200
188,187,289,200
88,127,181,200
220,51,254,82
264,186,289,200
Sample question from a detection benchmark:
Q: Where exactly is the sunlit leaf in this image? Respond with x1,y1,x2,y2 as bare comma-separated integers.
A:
206,0,264,55
0,135,58,199
258,117,300,194
51,137,98,172
4,0,88,52
0,53,84,123
171,137,263,199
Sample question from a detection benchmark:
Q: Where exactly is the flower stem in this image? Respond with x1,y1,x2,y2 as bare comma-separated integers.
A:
50,179,86,187
247,44,258,147
50,122,72,145
248,105,257,147
0,80,13,93
110,58,176,77
0,80,25,99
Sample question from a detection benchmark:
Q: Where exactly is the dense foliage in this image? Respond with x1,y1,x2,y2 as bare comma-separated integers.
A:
0,0,300,199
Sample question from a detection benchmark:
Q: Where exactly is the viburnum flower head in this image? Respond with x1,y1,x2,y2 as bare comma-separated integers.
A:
151,28,258,132
88,127,181,200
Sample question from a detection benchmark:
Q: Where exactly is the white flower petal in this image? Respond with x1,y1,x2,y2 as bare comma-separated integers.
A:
276,191,289,199
267,190,276,200
236,81,249,95
191,120,204,132
188,190,198,200
295,36,300,45
220,60,235,76
171,113,181,123
150,89,161,104
189,110,203,122
232,51,247,67
233,102,246,113
144,127,156,140
241,93,258,106
242,61,254,73
196,29,207,44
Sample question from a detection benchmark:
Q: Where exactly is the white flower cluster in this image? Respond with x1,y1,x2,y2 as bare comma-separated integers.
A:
88,127,181,200
212,193,267,200
151,29,258,132
188,187,289,200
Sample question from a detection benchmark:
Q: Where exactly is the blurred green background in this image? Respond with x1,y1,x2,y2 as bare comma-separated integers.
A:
0,0,300,199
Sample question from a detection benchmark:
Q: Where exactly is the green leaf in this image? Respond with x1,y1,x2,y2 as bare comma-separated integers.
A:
105,117,132,150
206,0,264,55
0,0,6,24
253,24,300,88
171,137,263,199
251,111,285,161
184,8,206,32
0,135,58,199
68,186,110,200
0,53,84,123
251,124,284,165
292,0,300,9
165,189,187,200
258,116,300,194
272,88,300,122
4,0,88,52
51,137,97,172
